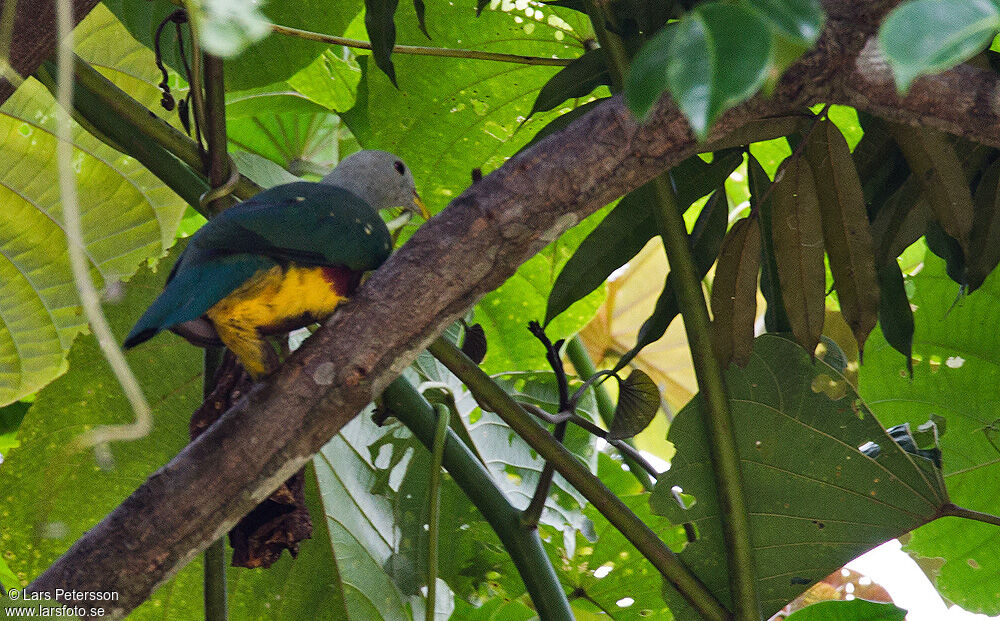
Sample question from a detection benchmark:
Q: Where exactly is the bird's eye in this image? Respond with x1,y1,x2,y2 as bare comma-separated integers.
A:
394,161,405,175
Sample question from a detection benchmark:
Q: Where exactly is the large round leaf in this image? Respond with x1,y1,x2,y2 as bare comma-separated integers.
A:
0,6,188,406
654,334,947,618
859,252,1000,615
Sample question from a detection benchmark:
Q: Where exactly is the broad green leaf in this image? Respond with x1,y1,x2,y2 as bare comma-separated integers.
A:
287,50,363,113
859,253,1000,615
453,597,536,620
315,414,433,620
628,4,772,136
784,599,907,621
0,243,200,593
228,108,342,173
612,186,730,373
545,150,742,327
805,120,878,354
479,208,608,373
709,215,761,367
772,157,825,354
0,6,189,406
607,369,660,441
104,0,363,90
742,0,824,48
878,0,999,93
624,23,674,120
528,48,609,119
654,334,947,618
366,0,402,85
230,150,301,188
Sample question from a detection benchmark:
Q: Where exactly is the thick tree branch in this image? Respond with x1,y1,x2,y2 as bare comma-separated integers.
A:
0,0,98,105
23,0,1000,617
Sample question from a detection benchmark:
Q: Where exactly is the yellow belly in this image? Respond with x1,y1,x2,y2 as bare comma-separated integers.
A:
205,264,347,377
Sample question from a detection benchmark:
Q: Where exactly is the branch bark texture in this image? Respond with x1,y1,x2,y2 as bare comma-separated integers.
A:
0,0,98,104
21,0,1000,616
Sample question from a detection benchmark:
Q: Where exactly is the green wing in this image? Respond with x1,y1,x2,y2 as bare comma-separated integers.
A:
194,182,393,271
123,251,274,348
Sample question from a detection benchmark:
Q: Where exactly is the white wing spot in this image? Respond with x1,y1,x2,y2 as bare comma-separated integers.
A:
364,224,373,235
295,196,305,202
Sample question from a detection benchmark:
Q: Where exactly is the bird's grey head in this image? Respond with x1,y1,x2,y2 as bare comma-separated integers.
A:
321,150,429,223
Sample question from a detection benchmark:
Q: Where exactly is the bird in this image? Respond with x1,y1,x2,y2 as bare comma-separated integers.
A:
123,150,428,378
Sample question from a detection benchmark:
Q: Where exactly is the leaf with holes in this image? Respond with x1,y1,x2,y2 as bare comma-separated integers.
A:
878,0,999,93
772,157,826,354
410,353,599,537
553,453,688,619
607,369,660,441
710,215,761,368
0,6,190,406
806,120,879,354
860,251,1000,615
653,334,948,619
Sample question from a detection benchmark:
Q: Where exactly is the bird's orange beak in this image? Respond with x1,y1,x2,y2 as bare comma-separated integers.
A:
412,192,430,220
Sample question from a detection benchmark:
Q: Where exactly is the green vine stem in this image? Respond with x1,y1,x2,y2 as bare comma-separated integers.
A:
67,56,262,204
565,336,654,491
270,24,574,66
380,377,574,621
427,338,730,621
584,3,761,617
200,42,230,621
426,403,450,621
